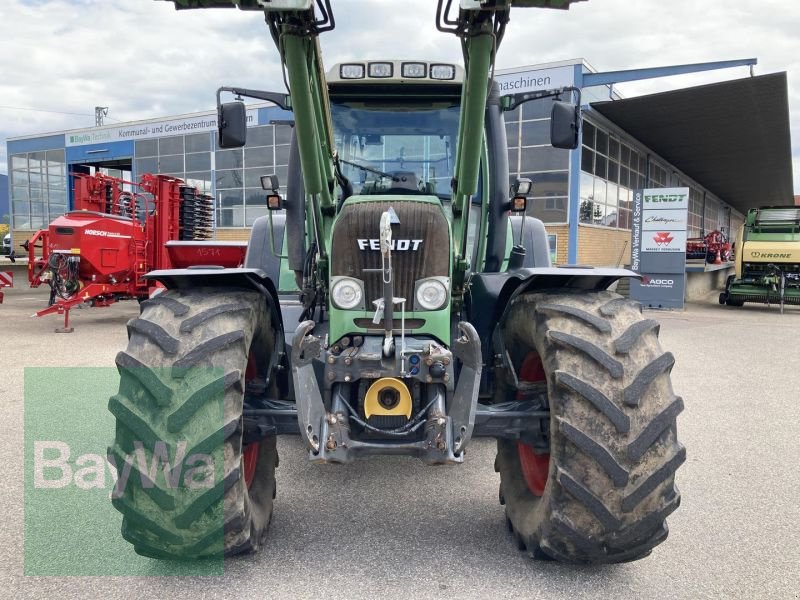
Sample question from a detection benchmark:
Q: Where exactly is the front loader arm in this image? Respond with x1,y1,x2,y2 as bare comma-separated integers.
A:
436,0,585,278
162,0,337,263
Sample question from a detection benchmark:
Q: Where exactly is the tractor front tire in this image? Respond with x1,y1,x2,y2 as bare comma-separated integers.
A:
496,290,685,564
108,288,278,559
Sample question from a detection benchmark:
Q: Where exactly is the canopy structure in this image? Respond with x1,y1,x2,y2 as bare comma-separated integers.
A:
591,73,793,214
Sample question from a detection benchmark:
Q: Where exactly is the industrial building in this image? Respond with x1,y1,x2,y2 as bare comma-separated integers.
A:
5,58,794,269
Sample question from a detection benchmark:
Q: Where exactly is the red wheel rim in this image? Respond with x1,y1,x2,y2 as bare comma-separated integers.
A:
516,352,550,497
242,347,260,489
242,441,260,489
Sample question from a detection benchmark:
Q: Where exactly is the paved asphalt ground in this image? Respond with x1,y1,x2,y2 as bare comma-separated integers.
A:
1,282,798,599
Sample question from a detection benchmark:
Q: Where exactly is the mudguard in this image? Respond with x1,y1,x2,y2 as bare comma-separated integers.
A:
467,266,640,364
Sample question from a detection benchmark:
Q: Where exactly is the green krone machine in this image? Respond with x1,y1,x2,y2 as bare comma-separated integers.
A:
720,206,800,312
108,0,685,564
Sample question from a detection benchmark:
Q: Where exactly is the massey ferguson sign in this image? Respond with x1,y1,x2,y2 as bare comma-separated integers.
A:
630,188,689,309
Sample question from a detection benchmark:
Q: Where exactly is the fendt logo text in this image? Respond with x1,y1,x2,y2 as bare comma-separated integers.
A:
645,194,685,203
653,232,674,246
358,239,423,251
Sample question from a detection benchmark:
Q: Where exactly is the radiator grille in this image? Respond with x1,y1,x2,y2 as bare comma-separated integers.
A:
330,200,450,307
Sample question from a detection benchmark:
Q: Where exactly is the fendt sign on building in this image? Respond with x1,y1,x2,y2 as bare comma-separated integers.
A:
630,188,689,309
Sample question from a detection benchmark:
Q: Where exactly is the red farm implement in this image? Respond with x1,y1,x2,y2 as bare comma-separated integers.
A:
686,229,732,265
26,172,246,331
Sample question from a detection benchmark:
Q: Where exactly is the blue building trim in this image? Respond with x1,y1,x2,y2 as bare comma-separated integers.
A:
567,62,583,264
65,140,134,164
581,58,757,88
7,134,66,155
0,174,9,219
259,105,294,125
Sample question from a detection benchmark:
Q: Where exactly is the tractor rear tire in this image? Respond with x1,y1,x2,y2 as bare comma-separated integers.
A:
496,290,685,564
108,288,278,559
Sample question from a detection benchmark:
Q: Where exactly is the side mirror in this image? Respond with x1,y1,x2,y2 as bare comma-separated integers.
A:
218,101,247,149
550,101,580,150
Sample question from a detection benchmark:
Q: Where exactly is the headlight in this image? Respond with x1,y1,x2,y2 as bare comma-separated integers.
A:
414,277,449,311
331,277,364,310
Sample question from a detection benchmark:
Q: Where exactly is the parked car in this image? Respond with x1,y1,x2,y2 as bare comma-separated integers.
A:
1,233,10,256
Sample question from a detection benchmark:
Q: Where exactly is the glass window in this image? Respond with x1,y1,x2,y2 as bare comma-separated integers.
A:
159,136,184,156
135,139,158,157
608,137,620,161
216,169,243,189
245,146,273,168
275,125,292,145
215,209,240,228
521,120,550,147
274,145,291,167
606,182,618,208
186,152,211,172
11,155,28,171
521,97,555,120
505,122,519,147
582,121,595,149
246,126,274,148
528,171,569,198
505,106,520,123
520,147,569,172
245,168,272,189
245,188,267,206
607,160,619,184
185,133,211,153
504,149,517,177
11,169,28,187
185,171,212,193
594,154,607,178
619,166,629,189
581,146,594,173
135,157,158,175
595,129,608,156
12,186,29,201
158,155,184,174
216,148,244,170
620,144,630,167
218,189,243,209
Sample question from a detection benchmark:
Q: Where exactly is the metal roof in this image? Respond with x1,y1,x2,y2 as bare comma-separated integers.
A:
590,72,793,215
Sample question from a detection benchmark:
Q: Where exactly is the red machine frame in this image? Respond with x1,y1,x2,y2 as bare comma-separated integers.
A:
27,172,247,331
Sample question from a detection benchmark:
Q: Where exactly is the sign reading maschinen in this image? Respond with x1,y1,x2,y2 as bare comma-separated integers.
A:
630,187,689,309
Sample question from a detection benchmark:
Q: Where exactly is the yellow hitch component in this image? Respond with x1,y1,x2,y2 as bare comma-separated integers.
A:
364,377,412,419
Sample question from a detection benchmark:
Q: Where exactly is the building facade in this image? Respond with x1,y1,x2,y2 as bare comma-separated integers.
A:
6,59,760,267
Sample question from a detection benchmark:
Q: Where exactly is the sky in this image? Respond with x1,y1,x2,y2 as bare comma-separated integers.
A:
0,0,797,193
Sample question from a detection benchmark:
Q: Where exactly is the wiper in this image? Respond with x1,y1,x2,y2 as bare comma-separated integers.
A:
338,158,399,182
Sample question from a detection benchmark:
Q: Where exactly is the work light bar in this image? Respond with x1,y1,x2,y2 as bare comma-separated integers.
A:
340,63,365,79
430,64,456,80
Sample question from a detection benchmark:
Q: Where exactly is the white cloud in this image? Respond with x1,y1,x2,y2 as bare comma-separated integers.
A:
1,0,797,193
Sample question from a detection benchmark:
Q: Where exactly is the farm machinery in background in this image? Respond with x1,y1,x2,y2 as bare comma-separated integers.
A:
686,229,732,264
719,206,800,312
25,171,247,331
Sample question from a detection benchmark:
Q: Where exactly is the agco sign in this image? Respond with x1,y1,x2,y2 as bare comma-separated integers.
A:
641,276,675,287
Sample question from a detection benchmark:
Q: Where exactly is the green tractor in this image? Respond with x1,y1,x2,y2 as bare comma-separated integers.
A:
109,0,684,564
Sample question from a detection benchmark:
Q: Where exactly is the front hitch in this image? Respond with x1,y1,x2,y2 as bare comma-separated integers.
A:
290,320,483,464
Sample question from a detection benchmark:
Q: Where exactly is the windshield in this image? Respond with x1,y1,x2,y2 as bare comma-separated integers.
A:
331,102,460,200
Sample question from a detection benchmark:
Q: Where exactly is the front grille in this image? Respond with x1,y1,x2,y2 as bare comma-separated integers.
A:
330,200,450,307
